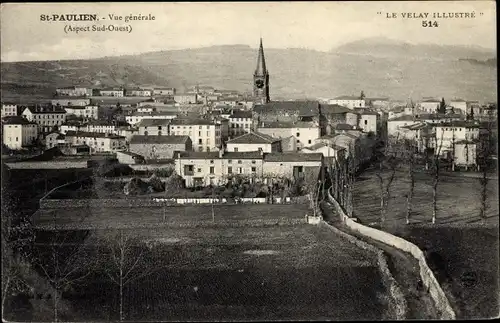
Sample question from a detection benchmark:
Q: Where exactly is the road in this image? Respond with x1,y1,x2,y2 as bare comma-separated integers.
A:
320,202,440,320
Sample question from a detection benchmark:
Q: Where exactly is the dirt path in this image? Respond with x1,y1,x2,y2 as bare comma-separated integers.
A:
320,202,440,320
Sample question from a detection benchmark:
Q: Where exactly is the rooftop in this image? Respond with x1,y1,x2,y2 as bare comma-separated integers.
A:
258,121,318,129
332,96,364,100
170,118,215,126
24,106,66,114
303,142,346,151
130,135,190,145
253,101,320,116
227,131,279,144
388,115,416,122
335,123,354,131
264,152,323,162
228,110,253,119
2,116,36,125
136,119,172,127
64,131,125,139
320,104,354,115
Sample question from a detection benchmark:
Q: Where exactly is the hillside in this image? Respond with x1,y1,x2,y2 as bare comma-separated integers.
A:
1,38,497,102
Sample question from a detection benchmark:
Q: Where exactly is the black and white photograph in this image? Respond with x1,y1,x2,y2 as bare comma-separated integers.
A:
1,1,498,321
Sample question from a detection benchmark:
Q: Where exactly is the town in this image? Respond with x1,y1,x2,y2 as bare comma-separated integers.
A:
1,37,498,322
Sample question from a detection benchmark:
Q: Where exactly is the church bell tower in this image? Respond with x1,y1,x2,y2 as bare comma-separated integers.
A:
253,38,270,104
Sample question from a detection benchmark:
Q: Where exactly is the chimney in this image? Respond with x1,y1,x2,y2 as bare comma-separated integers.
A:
218,148,224,158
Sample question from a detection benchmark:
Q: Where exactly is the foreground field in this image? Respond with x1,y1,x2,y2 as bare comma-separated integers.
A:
353,170,499,226
16,224,388,321
389,226,499,319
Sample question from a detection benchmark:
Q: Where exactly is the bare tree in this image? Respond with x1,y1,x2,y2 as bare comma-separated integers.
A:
33,213,96,323
1,189,35,318
103,230,158,321
431,131,445,224
478,115,495,220
401,138,417,224
303,167,322,217
374,136,400,225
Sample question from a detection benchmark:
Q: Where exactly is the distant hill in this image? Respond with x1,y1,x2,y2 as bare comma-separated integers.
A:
1,38,497,102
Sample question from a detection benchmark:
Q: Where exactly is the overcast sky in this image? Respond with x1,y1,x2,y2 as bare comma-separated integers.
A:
1,1,496,62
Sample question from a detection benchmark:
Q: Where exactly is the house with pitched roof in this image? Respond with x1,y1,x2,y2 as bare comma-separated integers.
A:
320,104,359,134
226,131,281,153
174,150,324,187
129,135,191,160
301,142,346,165
328,95,365,109
22,105,67,133
137,119,170,136
257,121,321,150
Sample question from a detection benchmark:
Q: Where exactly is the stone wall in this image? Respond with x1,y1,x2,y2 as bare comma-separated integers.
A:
326,187,456,320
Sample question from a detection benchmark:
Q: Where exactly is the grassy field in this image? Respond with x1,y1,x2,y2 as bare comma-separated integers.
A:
388,226,499,319
352,169,499,319
353,170,499,226
32,204,311,230
19,224,387,321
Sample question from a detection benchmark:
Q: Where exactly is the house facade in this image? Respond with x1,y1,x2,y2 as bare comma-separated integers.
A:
137,119,170,136
2,116,38,150
64,131,126,153
125,111,178,126
129,135,192,160
174,94,198,104
56,87,93,97
64,105,99,120
1,104,18,117
257,121,321,150
100,88,125,97
153,88,176,96
51,98,91,107
226,131,281,153
169,118,222,152
174,150,323,187
22,106,67,133
328,96,365,109
228,110,253,137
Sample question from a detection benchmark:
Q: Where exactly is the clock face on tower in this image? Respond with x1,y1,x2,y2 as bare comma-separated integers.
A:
255,79,264,89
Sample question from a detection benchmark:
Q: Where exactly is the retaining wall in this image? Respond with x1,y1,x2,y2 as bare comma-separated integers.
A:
319,221,407,319
326,188,456,320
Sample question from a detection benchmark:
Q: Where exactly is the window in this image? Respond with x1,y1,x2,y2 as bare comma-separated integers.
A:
238,160,242,164
308,140,312,144
144,131,148,136
234,147,238,152
198,139,202,144
158,131,162,136
251,167,256,173
296,132,300,137
297,139,300,143
210,166,215,174
210,160,214,164
199,131,201,136
364,120,368,125
228,167,232,174
251,160,256,164
228,160,232,164
158,126,162,130
207,131,210,137
198,146,203,152
15,137,18,142
238,167,242,174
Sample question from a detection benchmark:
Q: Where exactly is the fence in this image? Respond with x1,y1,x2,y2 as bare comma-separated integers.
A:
326,187,456,320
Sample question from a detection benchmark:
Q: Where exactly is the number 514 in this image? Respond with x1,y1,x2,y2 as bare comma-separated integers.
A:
422,21,439,27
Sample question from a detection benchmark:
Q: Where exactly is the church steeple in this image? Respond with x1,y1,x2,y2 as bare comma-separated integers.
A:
254,38,268,76
253,38,270,104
